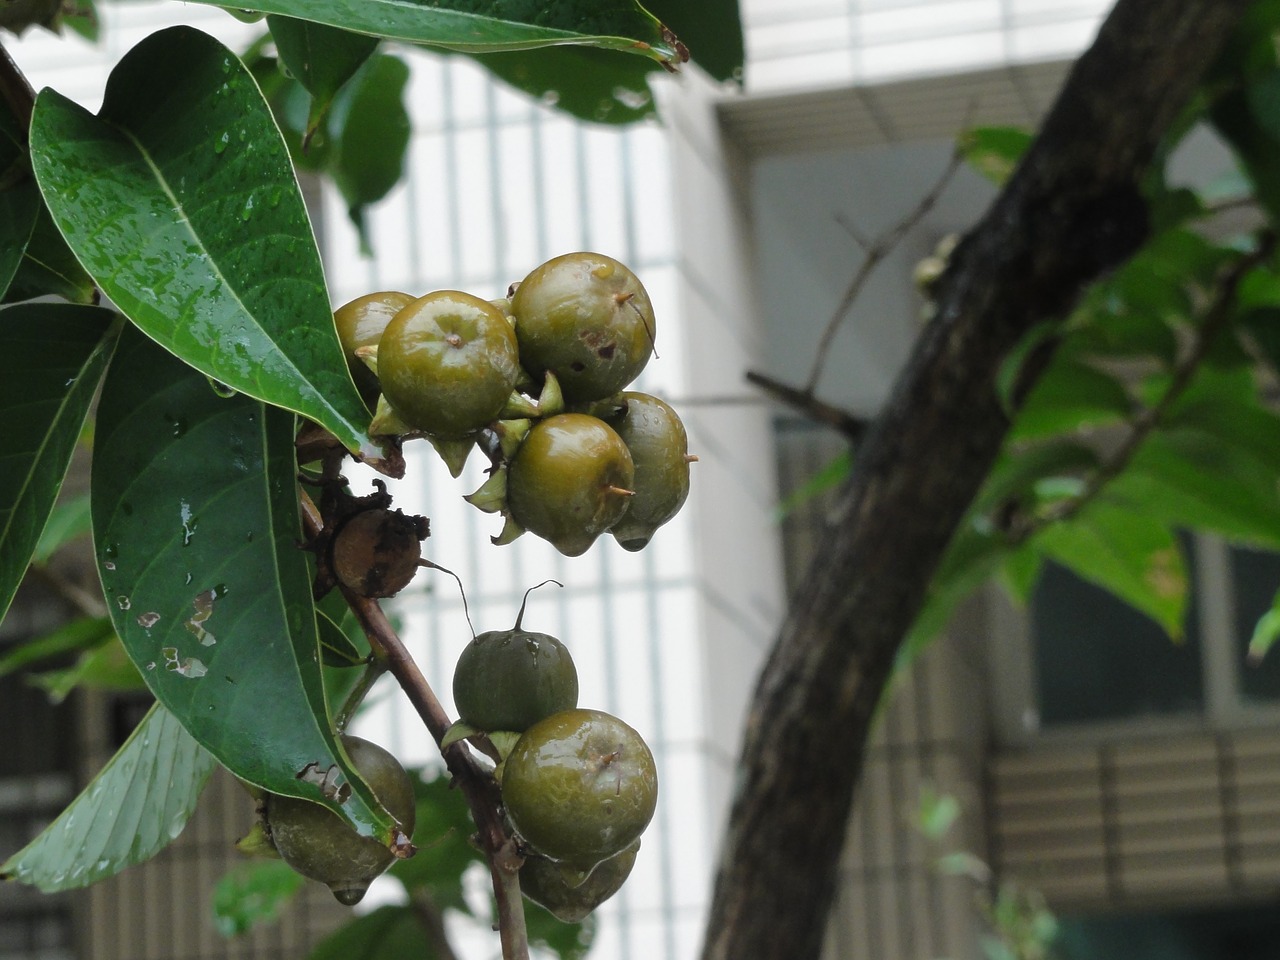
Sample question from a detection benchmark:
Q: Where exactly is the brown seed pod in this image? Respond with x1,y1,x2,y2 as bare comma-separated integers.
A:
331,508,429,599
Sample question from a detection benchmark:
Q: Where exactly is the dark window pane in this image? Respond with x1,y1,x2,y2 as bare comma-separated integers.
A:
1032,559,1203,725
1228,545,1280,703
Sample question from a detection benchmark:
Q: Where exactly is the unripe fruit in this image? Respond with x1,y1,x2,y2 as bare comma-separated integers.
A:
520,839,640,923
266,736,417,905
501,708,657,865
510,252,655,403
333,291,414,406
604,392,693,551
453,600,578,733
378,290,520,439
506,414,635,557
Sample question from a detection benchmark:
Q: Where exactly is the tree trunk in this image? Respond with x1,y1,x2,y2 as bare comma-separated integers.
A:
701,1,1254,958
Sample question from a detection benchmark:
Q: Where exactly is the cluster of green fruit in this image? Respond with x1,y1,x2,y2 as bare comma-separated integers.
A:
447,587,657,922
334,251,695,556
254,588,656,924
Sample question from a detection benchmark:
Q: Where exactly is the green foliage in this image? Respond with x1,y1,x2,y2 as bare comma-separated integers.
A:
213,860,307,937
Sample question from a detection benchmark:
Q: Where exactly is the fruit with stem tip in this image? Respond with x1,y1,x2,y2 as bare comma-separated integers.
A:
501,708,657,865
265,736,416,905
505,413,635,557
510,252,656,403
453,581,578,733
377,290,520,440
333,291,414,407
602,392,694,551
331,507,429,599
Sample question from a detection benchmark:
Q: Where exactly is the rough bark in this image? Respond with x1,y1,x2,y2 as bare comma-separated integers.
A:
701,2,1254,958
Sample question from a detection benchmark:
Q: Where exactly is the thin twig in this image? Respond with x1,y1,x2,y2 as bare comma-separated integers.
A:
300,490,531,960
804,147,965,394
745,370,867,441
1007,230,1277,543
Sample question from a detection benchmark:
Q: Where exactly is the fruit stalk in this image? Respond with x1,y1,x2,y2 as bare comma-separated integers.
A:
300,491,531,960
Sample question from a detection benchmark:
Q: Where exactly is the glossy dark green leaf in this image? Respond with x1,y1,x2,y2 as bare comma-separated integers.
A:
92,328,396,841
212,860,306,936
0,101,40,301
28,27,376,458
473,44,660,125
31,492,91,563
960,126,1033,185
29,635,146,704
0,303,118,623
3,205,97,305
1007,358,1132,442
644,0,742,83
328,53,411,235
0,702,215,891
1035,501,1188,638
194,0,681,65
0,615,112,680
307,904,426,960
267,15,378,139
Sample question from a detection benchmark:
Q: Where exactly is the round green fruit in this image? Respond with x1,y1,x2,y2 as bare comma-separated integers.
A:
605,392,693,551
506,414,635,557
378,290,520,439
520,839,640,923
333,291,414,406
265,736,416,905
501,708,657,865
510,252,655,403
454,618,578,734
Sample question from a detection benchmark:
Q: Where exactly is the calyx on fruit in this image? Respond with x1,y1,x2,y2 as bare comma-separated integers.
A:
333,291,413,406
599,392,695,551
501,708,657,865
503,413,635,557
453,581,578,734
375,290,521,441
510,252,656,403
265,735,417,905
520,839,640,923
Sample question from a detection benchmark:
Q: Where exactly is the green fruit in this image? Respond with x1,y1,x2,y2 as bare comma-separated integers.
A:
605,392,693,551
333,291,414,406
510,252,655,403
453,589,578,733
501,708,657,865
379,290,520,439
520,839,640,923
266,736,416,905
506,414,635,557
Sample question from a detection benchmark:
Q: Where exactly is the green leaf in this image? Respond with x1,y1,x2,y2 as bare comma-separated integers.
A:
0,702,216,891
973,440,1099,514
307,904,426,960
28,27,376,459
0,303,118,623
29,635,146,704
212,860,306,937
1007,357,1132,442
92,328,396,842
0,99,40,301
2,204,97,305
32,493,92,564
194,0,681,65
1035,501,1188,638
959,126,1033,185
998,544,1043,607
267,16,378,129
472,45,660,125
643,0,742,83
0,615,114,680
774,448,852,519
389,768,484,915
525,902,595,959
327,53,411,236
1211,82,1280,221
1248,595,1280,663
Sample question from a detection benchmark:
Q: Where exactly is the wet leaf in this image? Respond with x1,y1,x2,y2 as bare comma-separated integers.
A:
2,204,97,305
92,328,396,841
268,15,378,139
0,303,118,623
0,702,216,891
195,0,681,65
212,860,306,936
0,99,40,301
28,27,375,458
